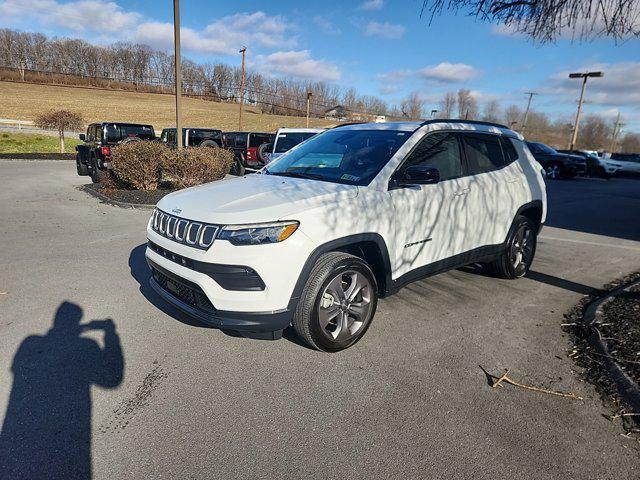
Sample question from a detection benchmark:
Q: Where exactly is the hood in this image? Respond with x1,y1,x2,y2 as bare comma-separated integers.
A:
556,153,586,163
157,174,359,224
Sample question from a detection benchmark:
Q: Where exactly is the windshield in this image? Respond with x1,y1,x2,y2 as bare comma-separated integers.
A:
264,129,413,186
274,132,319,153
105,124,155,143
528,142,557,154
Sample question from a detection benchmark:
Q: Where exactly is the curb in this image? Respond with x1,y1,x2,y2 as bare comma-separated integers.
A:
78,184,155,210
578,277,640,415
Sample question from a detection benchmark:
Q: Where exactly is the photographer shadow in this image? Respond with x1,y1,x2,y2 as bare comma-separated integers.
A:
0,302,124,480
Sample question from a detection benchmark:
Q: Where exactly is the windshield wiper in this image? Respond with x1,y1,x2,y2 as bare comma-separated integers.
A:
272,171,325,181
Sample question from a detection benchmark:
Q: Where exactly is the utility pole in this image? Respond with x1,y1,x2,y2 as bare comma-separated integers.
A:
306,91,313,127
609,112,623,153
238,46,246,131
568,71,603,150
173,0,183,149
520,92,537,136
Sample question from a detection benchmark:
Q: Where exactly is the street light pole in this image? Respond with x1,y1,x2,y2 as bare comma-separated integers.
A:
520,92,537,136
430,109,438,118
173,0,182,150
238,47,246,131
306,91,312,128
568,71,603,150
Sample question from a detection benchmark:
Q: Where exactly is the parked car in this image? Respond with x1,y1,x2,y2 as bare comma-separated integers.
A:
160,128,223,148
606,153,640,175
76,122,155,182
557,149,620,179
146,120,546,351
525,141,586,179
222,131,275,176
266,128,325,163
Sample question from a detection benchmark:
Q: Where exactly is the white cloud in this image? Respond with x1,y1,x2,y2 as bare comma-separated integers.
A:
419,62,480,83
359,0,384,11
133,11,295,55
254,50,341,82
364,21,406,39
313,16,341,35
0,0,140,32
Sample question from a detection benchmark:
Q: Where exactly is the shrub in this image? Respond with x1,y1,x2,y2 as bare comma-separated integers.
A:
111,141,171,190
162,146,234,189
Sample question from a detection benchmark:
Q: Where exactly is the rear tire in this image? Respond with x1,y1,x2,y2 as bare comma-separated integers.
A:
90,157,108,184
76,154,89,176
293,252,378,352
229,157,245,176
489,215,537,279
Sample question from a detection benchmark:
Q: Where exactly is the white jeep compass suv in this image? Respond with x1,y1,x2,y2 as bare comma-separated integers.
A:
146,120,546,352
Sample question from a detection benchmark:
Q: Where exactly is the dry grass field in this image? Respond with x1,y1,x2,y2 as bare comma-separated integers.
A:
0,81,334,133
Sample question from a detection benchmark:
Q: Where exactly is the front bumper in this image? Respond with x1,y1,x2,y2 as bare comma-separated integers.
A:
148,260,293,333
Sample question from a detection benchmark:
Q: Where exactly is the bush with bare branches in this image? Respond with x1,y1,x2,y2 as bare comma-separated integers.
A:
111,141,170,190
162,146,234,189
33,109,83,153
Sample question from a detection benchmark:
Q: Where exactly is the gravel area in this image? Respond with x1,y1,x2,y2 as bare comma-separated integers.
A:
83,182,174,206
564,272,640,437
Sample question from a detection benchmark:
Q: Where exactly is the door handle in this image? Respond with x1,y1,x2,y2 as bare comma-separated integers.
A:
453,188,470,197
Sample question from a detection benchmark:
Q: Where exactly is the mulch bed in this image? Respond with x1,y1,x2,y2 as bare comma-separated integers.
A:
564,272,640,438
0,153,74,160
82,182,175,207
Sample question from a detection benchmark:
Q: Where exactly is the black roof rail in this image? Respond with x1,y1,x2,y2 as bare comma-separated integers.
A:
330,121,367,129
419,119,510,129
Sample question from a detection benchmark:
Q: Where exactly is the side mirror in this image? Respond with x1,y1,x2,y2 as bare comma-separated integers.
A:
79,134,85,141
398,165,440,186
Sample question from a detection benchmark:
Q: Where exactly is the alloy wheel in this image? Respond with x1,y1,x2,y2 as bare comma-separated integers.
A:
510,224,534,276
545,164,560,180
317,270,373,342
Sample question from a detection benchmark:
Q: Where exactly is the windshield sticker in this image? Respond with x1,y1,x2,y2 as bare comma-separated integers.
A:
340,174,360,182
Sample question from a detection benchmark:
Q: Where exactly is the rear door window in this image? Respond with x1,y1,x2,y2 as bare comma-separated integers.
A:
462,133,506,174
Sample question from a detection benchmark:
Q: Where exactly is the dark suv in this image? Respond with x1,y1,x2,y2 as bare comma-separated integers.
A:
222,131,275,176
526,141,586,179
76,122,155,182
160,128,223,148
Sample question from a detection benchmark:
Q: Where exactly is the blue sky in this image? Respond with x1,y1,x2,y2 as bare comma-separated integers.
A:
1,0,639,131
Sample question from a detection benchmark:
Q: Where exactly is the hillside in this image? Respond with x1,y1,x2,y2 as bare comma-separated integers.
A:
0,81,334,133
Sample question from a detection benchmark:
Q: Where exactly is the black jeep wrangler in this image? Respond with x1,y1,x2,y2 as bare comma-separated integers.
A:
222,131,275,176
160,128,223,148
76,122,156,182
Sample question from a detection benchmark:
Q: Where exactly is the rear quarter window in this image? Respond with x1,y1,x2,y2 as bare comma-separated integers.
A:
462,133,506,174
500,137,519,164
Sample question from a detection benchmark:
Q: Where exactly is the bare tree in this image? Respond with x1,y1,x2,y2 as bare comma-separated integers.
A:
34,110,83,153
482,99,501,122
503,104,523,128
421,0,640,42
438,92,456,118
457,89,478,119
400,91,425,119
619,132,640,153
579,114,614,150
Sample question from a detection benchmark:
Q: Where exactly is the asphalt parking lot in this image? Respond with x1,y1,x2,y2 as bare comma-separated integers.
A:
1,160,639,479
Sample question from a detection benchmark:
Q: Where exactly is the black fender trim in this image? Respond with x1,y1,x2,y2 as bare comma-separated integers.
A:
513,200,544,235
286,233,393,312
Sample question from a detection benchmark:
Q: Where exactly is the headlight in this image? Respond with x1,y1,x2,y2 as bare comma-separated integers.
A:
218,221,299,246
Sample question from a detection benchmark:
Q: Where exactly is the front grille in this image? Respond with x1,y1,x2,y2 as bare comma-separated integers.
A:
151,209,220,250
151,266,215,313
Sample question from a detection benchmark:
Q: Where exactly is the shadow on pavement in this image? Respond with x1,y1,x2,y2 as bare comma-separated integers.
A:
0,302,124,480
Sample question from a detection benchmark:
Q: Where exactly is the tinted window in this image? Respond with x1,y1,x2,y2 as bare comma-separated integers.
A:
500,137,518,164
527,142,556,154
463,133,505,174
274,132,318,153
265,129,412,186
401,132,463,181
105,124,155,142
249,133,273,147
190,129,221,144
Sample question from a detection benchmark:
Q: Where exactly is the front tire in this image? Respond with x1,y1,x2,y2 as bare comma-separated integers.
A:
293,252,378,352
544,163,562,180
489,215,537,279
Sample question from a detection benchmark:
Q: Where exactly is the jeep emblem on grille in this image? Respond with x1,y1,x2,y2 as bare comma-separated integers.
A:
172,208,182,214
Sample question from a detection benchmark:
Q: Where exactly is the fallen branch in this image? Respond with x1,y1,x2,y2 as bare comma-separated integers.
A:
481,366,583,400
